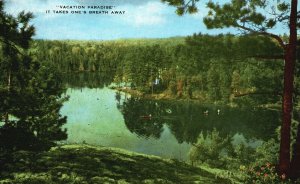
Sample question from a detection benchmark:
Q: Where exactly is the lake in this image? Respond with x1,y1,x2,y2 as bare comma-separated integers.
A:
60,85,281,161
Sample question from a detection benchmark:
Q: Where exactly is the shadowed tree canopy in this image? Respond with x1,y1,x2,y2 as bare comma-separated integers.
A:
0,0,68,151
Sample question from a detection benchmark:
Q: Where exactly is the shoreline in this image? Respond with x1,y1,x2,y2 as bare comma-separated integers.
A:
111,86,283,110
111,87,213,103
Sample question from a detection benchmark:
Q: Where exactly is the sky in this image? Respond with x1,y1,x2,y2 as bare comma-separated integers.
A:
4,0,289,40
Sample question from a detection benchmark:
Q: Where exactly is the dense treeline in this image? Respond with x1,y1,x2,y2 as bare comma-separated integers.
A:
33,34,286,104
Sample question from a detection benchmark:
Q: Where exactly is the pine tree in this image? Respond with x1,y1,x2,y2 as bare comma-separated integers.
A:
0,1,67,151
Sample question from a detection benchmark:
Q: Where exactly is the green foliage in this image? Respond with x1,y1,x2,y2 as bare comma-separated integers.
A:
161,0,199,15
0,1,35,49
244,163,289,184
254,139,279,166
188,129,280,169
188,129,283,182
0,1,67,151
206,61,231,102
189,129,233,168
34,34,284,105
162,0,290,37
188,126,300,183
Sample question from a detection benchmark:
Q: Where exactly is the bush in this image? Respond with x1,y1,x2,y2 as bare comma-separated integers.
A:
244,163,299,184
254,138,279,166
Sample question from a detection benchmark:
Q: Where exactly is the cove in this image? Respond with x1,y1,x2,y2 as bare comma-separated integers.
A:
60,86,280,161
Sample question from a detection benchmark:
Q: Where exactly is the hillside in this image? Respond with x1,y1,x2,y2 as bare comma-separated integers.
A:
0,144,230,184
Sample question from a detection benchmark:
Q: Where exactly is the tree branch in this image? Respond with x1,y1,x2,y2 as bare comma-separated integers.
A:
0,38,26,56
236,24,286,49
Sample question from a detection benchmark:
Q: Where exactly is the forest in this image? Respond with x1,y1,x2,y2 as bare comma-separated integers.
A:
32,34,293,106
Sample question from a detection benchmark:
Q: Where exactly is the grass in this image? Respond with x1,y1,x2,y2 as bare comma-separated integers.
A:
0,144,231,184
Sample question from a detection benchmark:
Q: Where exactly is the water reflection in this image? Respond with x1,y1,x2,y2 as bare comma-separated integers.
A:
61,88,191,160
120,98,164,139
63,72,114,89
119,97,280,143
60,73,281,160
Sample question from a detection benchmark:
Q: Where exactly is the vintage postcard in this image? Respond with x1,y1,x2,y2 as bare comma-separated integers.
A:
0,0,299,183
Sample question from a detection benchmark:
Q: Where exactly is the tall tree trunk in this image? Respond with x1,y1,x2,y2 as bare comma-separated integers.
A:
291,112,300,179
278,0,297,176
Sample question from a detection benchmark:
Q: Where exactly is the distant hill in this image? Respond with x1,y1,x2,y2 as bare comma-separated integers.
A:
33,36,186,47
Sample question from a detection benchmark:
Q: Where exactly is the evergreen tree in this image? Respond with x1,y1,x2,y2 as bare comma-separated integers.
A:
0,1,67,151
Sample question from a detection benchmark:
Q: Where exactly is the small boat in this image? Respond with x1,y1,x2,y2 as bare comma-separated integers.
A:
140,114,152,120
